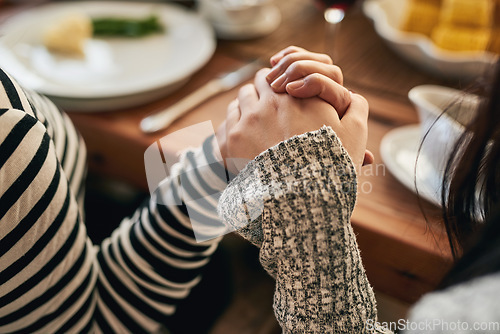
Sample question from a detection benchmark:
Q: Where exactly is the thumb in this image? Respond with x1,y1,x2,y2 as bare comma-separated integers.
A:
286,73,351,118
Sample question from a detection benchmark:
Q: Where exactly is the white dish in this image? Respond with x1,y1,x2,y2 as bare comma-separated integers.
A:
0,1,216,111
380,124,443,206
209,5,281,40
362,0,498,81
409,85,478,173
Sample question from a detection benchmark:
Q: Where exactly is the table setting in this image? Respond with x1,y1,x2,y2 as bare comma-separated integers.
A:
363,0,498,81
380,84,480,207
0,1,217,111
1,0,497,329
367,0,497,208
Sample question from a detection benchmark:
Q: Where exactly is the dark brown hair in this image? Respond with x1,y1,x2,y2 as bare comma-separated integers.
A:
439,60,500,287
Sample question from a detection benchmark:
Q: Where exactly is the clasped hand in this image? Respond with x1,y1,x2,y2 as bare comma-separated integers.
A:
216,46,373,173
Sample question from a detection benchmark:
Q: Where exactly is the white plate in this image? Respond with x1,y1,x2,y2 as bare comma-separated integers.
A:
0,1,216,111
362,0,498,81
380,124,443,206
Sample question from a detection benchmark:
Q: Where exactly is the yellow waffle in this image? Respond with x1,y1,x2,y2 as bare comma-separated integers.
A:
440,0,494,28
401,1,441,36
495,0,500,28
431,24,491,51
487,28,500,54
412,0,442,5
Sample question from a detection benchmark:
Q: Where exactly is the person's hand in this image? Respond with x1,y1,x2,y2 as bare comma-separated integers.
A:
266,46,374,165
267,46,348,115
218,68,369,173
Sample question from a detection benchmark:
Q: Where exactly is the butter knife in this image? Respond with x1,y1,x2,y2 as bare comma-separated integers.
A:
140,60,263,134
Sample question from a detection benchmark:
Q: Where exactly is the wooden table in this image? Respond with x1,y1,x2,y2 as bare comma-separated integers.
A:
1,0,460,332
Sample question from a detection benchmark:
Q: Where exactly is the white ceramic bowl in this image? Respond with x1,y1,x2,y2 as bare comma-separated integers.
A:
197,0,280,40
198,0,270,26
363,0,498,80
408,85,479,173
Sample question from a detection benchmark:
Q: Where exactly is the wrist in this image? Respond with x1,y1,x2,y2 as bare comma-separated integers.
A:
217,126,358,242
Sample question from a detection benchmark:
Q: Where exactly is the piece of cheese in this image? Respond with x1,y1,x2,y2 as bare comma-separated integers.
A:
43,13,92,56
431,24,491,51
488,28,500,54
440,0,494,28
401,1,441,36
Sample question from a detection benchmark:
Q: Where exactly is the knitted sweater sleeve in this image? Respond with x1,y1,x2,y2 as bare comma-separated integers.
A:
218,126,381,333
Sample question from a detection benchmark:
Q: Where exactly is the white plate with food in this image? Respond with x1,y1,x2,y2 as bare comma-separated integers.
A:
0,1,216,111
380,124,443,207
363,0,498,81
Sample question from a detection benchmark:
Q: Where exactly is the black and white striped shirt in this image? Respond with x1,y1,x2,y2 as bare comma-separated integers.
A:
0,68,226,333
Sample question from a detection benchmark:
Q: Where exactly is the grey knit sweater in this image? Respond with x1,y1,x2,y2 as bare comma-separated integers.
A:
218,127,500,333
218,126,381,333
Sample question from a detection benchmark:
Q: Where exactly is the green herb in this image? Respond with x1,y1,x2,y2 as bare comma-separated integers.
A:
92,15,164,37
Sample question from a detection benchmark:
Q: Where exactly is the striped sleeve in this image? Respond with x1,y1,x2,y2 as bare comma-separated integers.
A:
0,68,88,214
0,107,98,334
0,67,228,334
95,135,228,333
0,68,96,334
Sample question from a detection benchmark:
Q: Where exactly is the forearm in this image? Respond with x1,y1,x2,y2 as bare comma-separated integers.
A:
219,127,379,333
96,135,229,332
